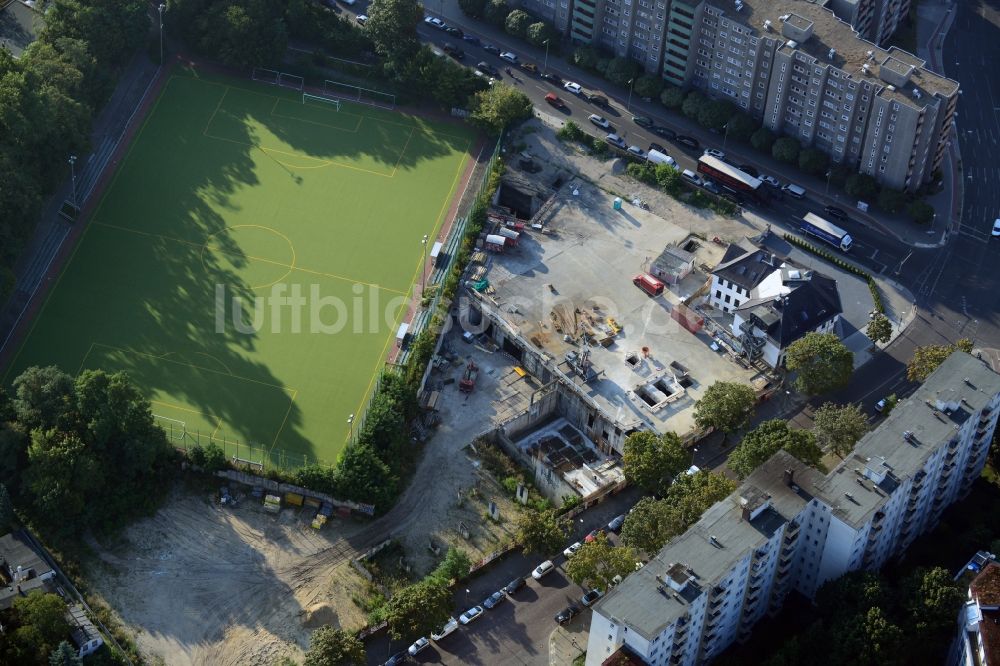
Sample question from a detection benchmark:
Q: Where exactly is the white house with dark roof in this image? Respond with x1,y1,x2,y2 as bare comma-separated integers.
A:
708,245,842,368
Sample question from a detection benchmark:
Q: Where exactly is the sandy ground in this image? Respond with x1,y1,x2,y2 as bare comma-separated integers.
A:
87,488,371,666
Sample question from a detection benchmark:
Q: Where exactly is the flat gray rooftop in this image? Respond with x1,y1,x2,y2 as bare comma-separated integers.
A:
480,182,765,436
706,0,958,104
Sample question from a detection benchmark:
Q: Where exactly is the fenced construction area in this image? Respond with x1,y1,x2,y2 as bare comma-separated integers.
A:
3,67,475,467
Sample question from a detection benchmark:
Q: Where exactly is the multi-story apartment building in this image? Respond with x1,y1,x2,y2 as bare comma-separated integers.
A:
521,0,575,35
565,0,957,191
827,0,912,45
951,554,1000,666
586,352,1000,666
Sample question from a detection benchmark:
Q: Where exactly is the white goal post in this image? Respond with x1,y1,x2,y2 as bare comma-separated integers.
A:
251,68,304,92
302,93,341,110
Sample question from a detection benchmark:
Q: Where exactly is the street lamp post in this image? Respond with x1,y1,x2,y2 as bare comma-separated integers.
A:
825,169,833,196
421,234,429,297
626,78,635,112
543,39,550,74
347,413,355,440
68,155,78,209
158,4,166,66
722,121,731,151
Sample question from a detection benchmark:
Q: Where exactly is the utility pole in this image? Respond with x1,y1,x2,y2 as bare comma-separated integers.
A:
68,155,78,209
543,39,550,74
421,234,429,297
158,4,166,66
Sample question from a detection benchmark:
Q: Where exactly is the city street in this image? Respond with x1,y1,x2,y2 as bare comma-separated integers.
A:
364,488,639,665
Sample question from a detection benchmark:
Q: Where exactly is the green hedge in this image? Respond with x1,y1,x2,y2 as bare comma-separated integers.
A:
783,233,884,314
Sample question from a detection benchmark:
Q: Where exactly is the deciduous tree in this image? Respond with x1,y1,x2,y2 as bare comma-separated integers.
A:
514,508,569,555
604,57,639,86
458,0,488,17
728,420,820,478
564,533,639,590
469,83,533,134
660,85,685,109
812,402,868,458
384,579,453,640
877,187,907,214
682,91,706,119
48,641,82,666
12,592,71,658
845,173,878,199
693,381,756,436
772,137,801,164
634,75,663,99
621,431,689,494
907,344,962,382
908,199,935,225
866,313,892,344
526,22,550,46
750,127,776,152
698,99,734,130
366,0,423,62
484,0,509,25
726,113,758,143
504,9,531,37
335,443,397,511
785,332,854,395
797,148,828,175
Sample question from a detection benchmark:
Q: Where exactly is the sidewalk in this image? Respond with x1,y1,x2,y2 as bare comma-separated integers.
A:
431,0,954,249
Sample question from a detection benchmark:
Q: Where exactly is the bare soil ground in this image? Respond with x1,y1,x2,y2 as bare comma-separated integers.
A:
87,488,370,666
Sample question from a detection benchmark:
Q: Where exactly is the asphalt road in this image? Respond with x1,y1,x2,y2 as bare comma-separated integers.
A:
365,488,639,666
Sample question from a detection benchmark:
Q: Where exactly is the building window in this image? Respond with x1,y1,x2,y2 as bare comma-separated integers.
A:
716,290,722,298
724,294,731,303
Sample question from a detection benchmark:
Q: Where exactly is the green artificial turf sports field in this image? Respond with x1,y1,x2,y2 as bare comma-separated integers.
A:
3,67,475,467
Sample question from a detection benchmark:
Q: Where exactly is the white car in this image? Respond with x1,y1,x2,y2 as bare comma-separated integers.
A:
408,637,430,656
761,174,781,188
532,560,555,579
355,13,368,24
627,146,646,159
993,219,1000,237
431,617,458,641
424,16,444,28
563,81,583,94
459,605,485,625
588,114,610,129
563,542,583,558
704,148,726,160
499,51,518,63
605,133,627,150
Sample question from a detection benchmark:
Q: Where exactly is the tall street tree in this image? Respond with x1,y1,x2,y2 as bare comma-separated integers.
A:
303,626,366,666
812,402,868,458
515,508,569,555
384,579,453,640
366,0,423,64
728,419,821,478
785,332,854,395
693,381,756,438
564,533,639,590
621,430,689,494
907,341,970,382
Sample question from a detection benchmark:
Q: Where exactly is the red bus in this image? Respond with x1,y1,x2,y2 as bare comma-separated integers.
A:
697,155,763,201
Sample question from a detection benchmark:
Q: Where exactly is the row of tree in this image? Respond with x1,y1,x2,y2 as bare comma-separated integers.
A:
0,590,85,666
0,0,150,305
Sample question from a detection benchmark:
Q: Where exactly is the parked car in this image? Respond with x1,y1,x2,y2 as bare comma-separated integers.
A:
383,653,408,666
424,16,443,27
993,219,1000,237
649,142,667,154
499,51,518,63
874,398,887,413
482,590,505,609
563,81,583,94
783,182,807,198
532,560,556,579
462,34,481,46
627,145,646,159
760,174,782,188
738,163,759,177
444,25,463,36
584,528,604,543
540,72,563,85
675,135,700,150
581,589,604,607
355,14,368,24
824,205,849,221
442,43,464,60
704,148,726,160
681,169,702,186
555,605,581,624
564,541,583,558
701,179,720,194
431,617,458,641
482,43,501,55
459,605,485,625
504,577,527,595
586,93,608,106
607,514,626,532
544,93,566,109
652,125,676,140
340,0,356,5
605,134,626,150
408,637,430,656
521,62,539,74
476,62,499,77
632,115,653,128
588,114,611,129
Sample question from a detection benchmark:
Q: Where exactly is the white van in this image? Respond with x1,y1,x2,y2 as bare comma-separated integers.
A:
681,169,702,186
647,149,677,168
783,183,806,199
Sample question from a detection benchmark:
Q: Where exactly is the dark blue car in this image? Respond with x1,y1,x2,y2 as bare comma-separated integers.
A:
463,34,481,46
483,590,505,609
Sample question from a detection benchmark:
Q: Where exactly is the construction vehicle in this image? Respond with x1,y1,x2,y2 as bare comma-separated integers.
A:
459,360,479,393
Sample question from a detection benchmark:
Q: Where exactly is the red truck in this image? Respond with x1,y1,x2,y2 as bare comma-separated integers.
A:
633,273,664,297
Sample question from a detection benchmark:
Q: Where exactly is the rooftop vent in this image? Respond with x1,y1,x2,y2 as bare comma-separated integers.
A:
844,492,854,500
903,430,914,442
828,48,836,60
887,85,896,92
867,50,875,61
912,88,921,99
779,13,791,21
735,0,744,11
787,40,798,49
709,535,722,548
862,64,871,75
764,19,773,30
